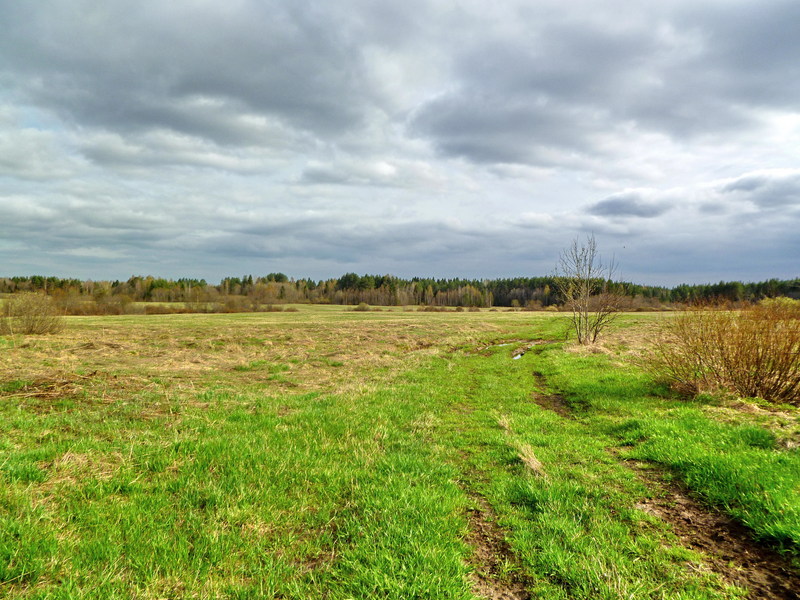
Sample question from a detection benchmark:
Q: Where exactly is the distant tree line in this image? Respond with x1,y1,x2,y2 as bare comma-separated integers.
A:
1,273,798,313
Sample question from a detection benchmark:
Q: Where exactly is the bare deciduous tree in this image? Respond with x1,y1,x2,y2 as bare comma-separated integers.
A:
554,234,622,344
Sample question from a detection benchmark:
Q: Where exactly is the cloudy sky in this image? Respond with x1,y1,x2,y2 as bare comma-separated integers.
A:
1,0,798,285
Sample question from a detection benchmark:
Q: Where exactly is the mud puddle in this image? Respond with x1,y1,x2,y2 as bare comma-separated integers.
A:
471,339,525,355
511,340,559,360
470,339,558,359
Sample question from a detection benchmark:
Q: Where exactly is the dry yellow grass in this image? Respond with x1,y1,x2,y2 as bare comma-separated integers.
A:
0,307,555,408
563,315,664,357
516,443,547,477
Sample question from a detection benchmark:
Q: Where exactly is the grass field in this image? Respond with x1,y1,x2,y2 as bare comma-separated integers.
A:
1,307,798,599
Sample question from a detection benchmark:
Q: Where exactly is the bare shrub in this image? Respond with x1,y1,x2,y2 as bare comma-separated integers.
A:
52,293,136,316
216,296,252,313
145,304,184,315
523,299,543,311
647,300,800,405
554,234,623,344
418,306,448,312
1,292,64,335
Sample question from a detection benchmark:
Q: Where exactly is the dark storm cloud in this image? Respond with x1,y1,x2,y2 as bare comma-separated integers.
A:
0,1,373,145
4,0,796,165
410,94,595,165
588,192,672,218
617,213,800,285
406,25,636,165
676,1,800,108
0,195,168,248
42,209,511,282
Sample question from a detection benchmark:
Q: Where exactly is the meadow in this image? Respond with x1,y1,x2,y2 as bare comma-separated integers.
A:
1,307,798,599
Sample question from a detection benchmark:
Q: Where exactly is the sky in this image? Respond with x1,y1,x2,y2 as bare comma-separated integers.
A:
1,0,798,286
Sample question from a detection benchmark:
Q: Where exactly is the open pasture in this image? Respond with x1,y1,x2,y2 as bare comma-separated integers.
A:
1,307,798,599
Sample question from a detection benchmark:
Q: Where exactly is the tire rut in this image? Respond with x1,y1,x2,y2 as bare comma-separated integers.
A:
625,459,800,600
463,491,532,600
531,369,800,599
451,399,533,599
531,371,574,419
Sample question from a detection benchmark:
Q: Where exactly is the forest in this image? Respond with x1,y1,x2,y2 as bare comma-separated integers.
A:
1,273,798,313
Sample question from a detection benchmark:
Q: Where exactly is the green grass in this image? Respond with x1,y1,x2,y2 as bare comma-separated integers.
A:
0,309,796,598
397,334,743,599
1,389,473,598
533,319,800,557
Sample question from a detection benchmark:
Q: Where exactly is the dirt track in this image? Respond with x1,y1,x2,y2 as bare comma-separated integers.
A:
531,369,800,600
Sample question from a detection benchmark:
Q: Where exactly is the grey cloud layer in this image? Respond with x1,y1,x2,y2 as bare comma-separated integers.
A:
1,1,384,151
588,193,673,218
410,1,800,166
721,171,800,208
1,1,798,284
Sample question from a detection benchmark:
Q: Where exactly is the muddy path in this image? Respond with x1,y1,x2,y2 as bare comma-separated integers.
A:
627,460,800,600
463,491,532,600
530,371,574,419
530,369,800,599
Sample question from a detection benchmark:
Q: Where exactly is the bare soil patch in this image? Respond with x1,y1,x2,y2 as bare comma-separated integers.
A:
464,493,531,600
530,371,573,419
625,458,800,599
